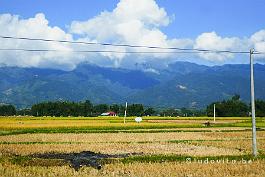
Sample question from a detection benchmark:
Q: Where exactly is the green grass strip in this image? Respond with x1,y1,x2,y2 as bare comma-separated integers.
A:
2,154,264,168
1,138,264,145
0,141,83,145
1,127,265,136
121,154,265,164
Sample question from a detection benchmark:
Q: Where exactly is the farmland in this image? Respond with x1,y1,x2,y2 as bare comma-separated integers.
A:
0,116,265,176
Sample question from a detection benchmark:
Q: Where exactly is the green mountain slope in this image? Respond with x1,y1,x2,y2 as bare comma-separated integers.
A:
0,62,265,109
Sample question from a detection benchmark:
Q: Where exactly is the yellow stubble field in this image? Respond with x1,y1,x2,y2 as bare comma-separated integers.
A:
0,116,264,177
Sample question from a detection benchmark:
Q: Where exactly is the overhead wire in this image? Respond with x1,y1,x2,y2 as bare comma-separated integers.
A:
0,48,229,54
1,35,264,54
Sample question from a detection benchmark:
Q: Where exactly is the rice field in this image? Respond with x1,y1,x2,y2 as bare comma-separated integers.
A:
0,116,264,176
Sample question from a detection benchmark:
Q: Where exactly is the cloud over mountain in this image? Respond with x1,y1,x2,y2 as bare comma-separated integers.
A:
194,32,246,61
70,0,192,65
0,0,265,70
0,13,82,70
251,29,265,58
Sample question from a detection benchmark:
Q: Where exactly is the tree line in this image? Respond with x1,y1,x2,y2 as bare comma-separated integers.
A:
0,95,265,117
206,95,265,117
0,101,148,117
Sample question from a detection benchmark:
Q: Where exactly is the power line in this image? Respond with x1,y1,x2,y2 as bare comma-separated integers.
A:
253,52,265,55
1,35,263,54
0,48,235,54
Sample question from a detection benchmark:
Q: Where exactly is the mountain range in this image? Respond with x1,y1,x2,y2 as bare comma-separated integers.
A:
1,61,265,109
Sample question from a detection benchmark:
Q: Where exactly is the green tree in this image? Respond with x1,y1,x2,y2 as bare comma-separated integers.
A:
110,104,120,114
0,105,16,116
144,107,155,116
206,95,248,117
160,108,180,117
127,104,144,116
256,100,265,117
78,100,93,116
93,104,109,115
118,105,125,116
17,108,31,116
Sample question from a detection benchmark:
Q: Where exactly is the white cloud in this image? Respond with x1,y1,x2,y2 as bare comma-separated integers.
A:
114,0,170,27
143,68,160,75
251,29,265,43
70,0,191,65
251,29,265,58
70,0,170,37
194,32,240,61
0,0,265,70
193,31,265,62
0,13,84,70
177,85,187,90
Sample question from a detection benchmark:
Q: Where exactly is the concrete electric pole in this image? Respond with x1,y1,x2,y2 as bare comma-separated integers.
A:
124,102,127,124
250,48,257,157
213,104,216,123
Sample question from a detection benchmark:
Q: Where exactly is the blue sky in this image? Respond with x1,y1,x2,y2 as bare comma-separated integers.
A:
0,0,265,69
1,0,264,38
159,0,265,38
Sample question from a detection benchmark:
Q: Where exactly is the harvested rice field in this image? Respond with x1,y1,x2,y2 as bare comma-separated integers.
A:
0,116,264,176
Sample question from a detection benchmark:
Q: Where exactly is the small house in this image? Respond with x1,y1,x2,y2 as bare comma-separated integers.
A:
100,111,117,116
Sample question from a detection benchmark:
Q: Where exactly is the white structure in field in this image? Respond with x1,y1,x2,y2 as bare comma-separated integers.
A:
135,117,142,123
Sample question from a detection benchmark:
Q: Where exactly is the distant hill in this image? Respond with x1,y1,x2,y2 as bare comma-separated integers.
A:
130,63,265,108
0,62,265,109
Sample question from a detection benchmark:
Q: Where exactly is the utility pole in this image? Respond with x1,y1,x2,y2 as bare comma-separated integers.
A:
213,104,216,123
124,102,127,124
250,48,257,157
